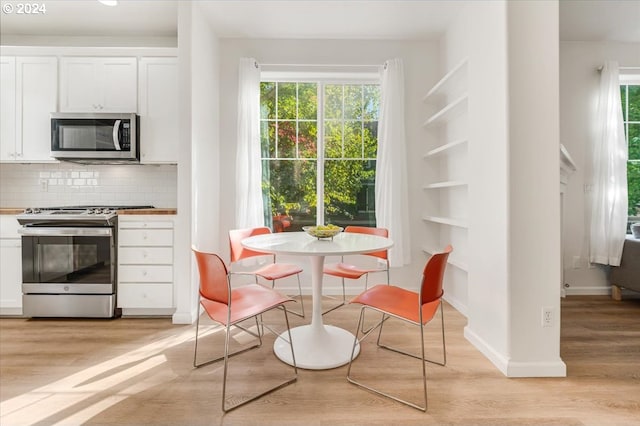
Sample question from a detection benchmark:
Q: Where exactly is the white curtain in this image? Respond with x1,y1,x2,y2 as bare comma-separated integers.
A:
376,58,411,267
235,58,264,228
589,61,628,266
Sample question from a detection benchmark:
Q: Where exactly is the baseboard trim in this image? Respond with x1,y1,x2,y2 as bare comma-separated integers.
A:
443,294,468,318
464,325,510,375
564,286,610,296
464,326,567,377
506,360,567,377
172,307,198,324
0,307,22,316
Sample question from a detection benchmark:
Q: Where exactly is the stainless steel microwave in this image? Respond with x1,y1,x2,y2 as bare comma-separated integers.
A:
51,113,139,162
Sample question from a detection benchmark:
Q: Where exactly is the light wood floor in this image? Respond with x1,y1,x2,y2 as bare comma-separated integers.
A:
1,296,639,426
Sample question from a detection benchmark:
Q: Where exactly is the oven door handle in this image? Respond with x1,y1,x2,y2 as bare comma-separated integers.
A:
19,227,113,237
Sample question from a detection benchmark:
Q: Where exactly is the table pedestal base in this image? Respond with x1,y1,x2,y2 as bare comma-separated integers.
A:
274,324,360,370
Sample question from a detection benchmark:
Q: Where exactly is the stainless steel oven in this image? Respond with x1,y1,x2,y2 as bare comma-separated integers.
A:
17,206,123,318
20,226,117,318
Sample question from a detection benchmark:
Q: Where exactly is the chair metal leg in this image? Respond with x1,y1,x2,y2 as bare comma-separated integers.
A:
376,302,446,367
294,274,305,318
359,273,387,334
347,305,443,412
193,306,201,368
221,306,298,413
270,276,305,318
193,311,262,369
321,276,346,315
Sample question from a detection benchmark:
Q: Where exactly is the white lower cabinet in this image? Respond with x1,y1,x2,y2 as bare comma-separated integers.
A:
118,216,175,315
0,216,22,315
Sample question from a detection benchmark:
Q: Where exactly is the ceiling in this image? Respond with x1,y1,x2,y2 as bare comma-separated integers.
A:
0,0,639,43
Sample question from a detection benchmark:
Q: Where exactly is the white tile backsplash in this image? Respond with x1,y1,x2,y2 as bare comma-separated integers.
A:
0,162,177,208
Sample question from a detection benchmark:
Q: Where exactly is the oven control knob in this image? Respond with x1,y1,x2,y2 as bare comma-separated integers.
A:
64,286,69,292
24,208,32,214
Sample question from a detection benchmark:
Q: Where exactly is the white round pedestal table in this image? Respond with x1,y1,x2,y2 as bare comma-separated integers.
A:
241,231,393,370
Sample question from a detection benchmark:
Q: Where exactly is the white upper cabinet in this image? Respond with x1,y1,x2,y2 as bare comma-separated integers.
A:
138,57,178,164
60,57,137,112
0,57,16,162
1,56,58,163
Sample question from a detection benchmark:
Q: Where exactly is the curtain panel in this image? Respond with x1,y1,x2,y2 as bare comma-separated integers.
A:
589,61,628,266
376,58,411,267
235,58,265,229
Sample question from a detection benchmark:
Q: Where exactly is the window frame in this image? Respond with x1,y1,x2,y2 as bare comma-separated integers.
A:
260,71,380,227
619,73,640,221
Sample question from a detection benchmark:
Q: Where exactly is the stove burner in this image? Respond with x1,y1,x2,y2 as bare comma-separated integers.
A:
17,205,155,226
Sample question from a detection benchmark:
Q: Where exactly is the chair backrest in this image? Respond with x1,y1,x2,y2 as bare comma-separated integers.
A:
344,226,389,260
192,247,230,305
420,245,453,305
229,227,272,263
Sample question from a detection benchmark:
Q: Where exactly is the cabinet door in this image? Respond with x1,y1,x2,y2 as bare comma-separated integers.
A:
16,57,58,162
138,57,178,163
0,239,22,313
0,57,16,162
60,57,97,112
101,57,138,112
60,57,137,112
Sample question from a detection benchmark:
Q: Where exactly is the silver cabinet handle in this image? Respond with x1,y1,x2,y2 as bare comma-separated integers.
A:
19,227,113,237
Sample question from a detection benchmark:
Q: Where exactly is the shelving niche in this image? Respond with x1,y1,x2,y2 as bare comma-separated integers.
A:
422,57,469,272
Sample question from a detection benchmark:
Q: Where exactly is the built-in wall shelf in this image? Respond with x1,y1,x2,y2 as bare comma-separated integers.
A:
422,215,468,229
422,94,468,127
423,181,467,189
422,246,468,272
424,139,468,158
422,57,469,103
421,56,469,299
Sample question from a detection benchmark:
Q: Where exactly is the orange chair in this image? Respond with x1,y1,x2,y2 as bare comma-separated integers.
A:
322,226,389,315
346,245,452,412
192,247,297,412
229,227,305,318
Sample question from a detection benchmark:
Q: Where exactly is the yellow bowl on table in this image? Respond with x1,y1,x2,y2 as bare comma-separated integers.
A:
303,225,343,239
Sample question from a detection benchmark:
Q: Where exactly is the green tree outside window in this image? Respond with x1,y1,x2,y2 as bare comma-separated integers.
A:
621,84,640,216
260,81,380,231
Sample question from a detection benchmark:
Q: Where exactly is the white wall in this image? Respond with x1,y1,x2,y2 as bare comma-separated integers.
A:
464,0,511,373
191,5,221,254
217,38,437,294
505,0,564,376
462,0,565,377
172,1,222,324
560,41,640,295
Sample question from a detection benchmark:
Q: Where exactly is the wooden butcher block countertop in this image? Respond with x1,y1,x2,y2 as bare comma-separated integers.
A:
117,208,177,215
0,208,25,215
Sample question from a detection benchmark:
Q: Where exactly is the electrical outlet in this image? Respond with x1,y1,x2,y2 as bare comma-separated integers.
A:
40,179,48,192
542,307,553,327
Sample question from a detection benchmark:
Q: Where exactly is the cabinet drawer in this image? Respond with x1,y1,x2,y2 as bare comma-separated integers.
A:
119,221,173,229
119,247,172,264
119,229,173,246
119,265,173,283
118,283,173,308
